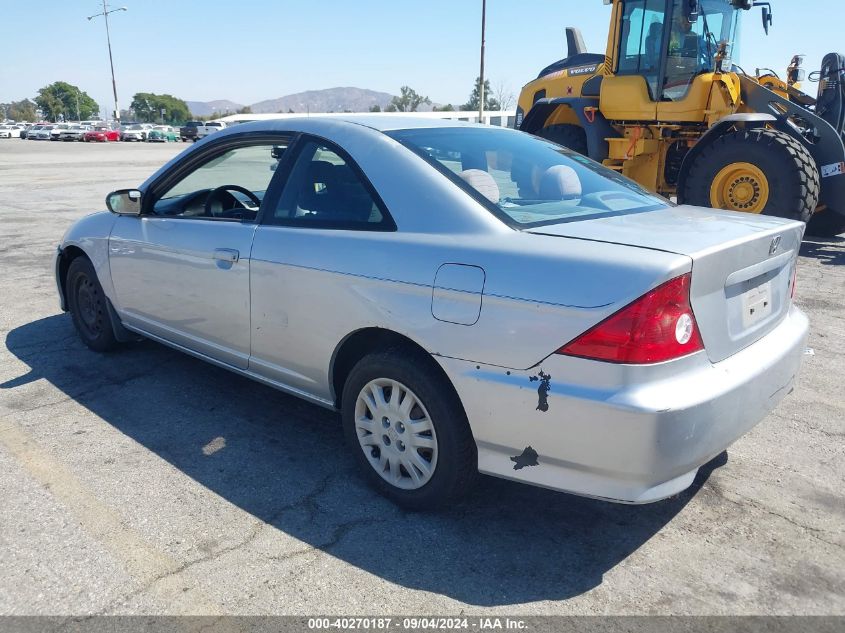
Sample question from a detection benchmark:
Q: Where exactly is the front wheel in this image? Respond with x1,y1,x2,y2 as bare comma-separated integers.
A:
682,128,819,222
341,349,477,510
66,257,119,352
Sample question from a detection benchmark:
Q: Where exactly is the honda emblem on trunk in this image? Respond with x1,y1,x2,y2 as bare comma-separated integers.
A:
769,236,782,256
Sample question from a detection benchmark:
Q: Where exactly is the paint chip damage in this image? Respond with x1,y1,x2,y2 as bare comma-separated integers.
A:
510,446,540,470
529,370,551,412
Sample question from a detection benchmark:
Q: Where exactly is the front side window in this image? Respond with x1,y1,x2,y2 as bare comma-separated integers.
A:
663,0,740,100
388,127,668,228
617,0,667,98
269,140,391,230
152,142,289,220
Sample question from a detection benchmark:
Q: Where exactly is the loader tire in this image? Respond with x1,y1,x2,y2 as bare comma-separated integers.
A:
682,128,819,223
538,124,588,156
806,208,845,237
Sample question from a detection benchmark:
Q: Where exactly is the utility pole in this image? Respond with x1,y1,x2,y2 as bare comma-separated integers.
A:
478,0,487,124
88,3,127,124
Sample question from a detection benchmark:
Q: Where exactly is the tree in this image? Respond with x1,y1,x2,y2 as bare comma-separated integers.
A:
461,77,500,112
434,104,456,112
35,82,99,121
1,99,37,122
492,80,515,112
390,86,431,112
236,106,252,115
385,103,397,112
369,104,382,112
130,92,191,125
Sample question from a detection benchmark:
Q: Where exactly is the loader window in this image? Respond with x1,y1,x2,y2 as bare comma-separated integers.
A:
617,0,667,99
662,0,739,101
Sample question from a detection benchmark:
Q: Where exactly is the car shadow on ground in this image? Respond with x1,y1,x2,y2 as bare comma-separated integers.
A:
2,314,727,607
801,235,845,266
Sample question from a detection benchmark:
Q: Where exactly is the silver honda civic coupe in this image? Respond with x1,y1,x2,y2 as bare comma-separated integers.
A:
55,116,808,509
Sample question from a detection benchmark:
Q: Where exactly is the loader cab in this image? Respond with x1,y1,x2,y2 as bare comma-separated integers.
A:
611,0,743,108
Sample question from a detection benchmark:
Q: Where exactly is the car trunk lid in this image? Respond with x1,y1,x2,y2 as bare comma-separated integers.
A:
526,206,804,363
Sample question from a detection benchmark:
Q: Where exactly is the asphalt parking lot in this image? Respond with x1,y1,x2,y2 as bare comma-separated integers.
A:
0,139,843,616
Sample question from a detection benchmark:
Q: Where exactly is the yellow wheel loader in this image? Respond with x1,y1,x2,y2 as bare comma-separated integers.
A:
515,0,845,236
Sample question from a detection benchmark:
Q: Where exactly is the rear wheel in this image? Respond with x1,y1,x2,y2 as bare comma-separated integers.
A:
341,348,477,510
682,128,819,222
66,257,119,352
537,124,588,156
806,208,845,237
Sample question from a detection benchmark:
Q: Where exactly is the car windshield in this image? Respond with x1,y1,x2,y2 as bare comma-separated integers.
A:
387,127,668,228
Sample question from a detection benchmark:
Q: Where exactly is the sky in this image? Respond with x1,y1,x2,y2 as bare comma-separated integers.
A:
1,0,841,116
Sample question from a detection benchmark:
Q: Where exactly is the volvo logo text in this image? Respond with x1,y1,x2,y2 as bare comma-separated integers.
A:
769,236,782,256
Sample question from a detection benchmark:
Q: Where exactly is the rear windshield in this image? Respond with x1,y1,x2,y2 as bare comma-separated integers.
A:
387,127,669,228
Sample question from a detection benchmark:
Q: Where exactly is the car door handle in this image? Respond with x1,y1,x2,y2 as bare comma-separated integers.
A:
213,248,240,263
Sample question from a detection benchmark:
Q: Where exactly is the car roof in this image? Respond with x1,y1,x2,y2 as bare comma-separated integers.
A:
227,115,484,134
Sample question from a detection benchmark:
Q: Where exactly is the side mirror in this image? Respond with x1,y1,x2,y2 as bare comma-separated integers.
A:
789,68,806,84
761,5,772,34
106,189,142,215
684,0,700,23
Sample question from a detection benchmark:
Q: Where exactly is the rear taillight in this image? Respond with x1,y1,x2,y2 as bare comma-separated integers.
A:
557,273,704,364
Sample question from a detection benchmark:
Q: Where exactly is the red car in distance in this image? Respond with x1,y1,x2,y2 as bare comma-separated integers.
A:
84,127,120,142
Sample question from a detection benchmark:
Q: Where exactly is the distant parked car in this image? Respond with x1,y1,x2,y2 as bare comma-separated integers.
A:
84,127,120,142
179,121,203,142
121,124,152,142
0,125,19,138
147,125,179,142
50,123,71,141
59,125,91,141
195,120,227,141
55,117,809,509
35,125,54,140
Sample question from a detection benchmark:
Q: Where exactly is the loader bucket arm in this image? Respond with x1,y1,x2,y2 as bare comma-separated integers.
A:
740,75,845,217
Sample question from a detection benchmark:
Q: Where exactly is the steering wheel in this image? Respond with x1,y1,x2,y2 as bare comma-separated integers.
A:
204,185,261,218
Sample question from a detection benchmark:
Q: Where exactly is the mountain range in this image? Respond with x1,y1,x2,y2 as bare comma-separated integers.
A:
186,87,437,116
184,99,246,117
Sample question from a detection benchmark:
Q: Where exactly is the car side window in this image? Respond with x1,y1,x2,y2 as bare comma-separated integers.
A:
152,142,289,221
269,140,392,230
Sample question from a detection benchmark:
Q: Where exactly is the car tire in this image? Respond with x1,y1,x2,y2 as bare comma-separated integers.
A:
341,348,477,510
66,257,119,353
537,124,589,156
682,128,819,222
806,208,845,237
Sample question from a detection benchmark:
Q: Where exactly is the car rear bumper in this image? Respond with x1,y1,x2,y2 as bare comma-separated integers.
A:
436,305,808,503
